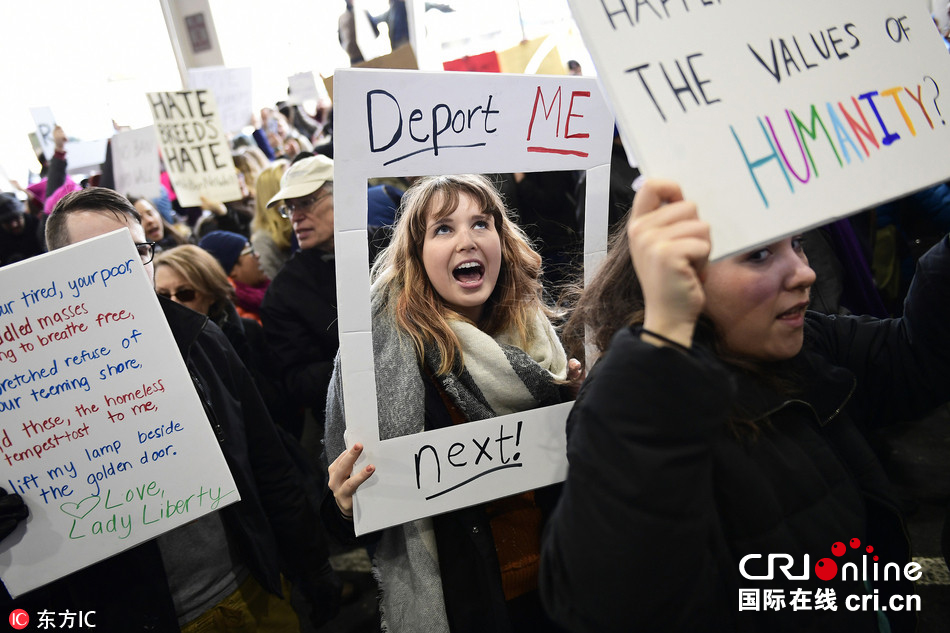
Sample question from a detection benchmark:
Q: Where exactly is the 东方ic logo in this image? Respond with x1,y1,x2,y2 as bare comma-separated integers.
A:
9,609,29,630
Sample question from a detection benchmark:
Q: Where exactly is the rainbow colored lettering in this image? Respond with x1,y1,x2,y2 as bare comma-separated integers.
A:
732,81,943,207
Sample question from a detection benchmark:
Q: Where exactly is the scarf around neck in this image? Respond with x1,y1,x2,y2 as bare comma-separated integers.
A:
435,311,567,417
232,277,269,314
324,294,568,633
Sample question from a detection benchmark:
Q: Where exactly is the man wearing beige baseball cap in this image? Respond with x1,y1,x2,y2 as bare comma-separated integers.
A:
267,154,335,251
262,155,341,433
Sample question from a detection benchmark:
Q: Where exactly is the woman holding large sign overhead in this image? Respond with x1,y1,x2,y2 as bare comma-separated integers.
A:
324,174,579,633
540,179,950,632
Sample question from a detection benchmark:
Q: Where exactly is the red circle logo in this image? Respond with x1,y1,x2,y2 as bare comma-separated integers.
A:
9,609,29,630
815,557,838,581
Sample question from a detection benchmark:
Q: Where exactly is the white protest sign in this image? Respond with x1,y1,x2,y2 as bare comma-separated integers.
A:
0,166,13,193
187,66,254,135
111,126,162,200
333,68,613,535
568,0,950,259
0,231,239,597
29,107,108,173
288,72,320,104
146,90,242,208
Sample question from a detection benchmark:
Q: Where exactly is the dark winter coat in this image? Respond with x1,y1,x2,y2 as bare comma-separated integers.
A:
540,236,950,633
261,248,339,418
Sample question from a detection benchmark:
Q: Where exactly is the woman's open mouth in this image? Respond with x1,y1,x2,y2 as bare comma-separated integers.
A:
453,261,485,286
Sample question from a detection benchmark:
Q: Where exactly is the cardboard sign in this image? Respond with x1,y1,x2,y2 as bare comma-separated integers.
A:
325,44,422,102
0,231,238,597
146,90,242,208
333,68,613,535
497,36,567,75
187,66,253,135
111,126,162,201
288,72,320,104
355,42,419,70
568,0,950,258
29,107,108,173
0,166,13,193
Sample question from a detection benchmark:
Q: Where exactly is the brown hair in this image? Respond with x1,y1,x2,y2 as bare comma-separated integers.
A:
232,146,269,196
372,174,547,375
562,210,802,436
154,245,233,321
561,210,643,364
46,187,141,250
127,195,189,247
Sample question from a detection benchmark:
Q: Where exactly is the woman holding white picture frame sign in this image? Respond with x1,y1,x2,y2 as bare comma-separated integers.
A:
324,174,581,633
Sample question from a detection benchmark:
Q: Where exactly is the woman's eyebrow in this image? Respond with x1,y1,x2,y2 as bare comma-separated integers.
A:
427,215,455,227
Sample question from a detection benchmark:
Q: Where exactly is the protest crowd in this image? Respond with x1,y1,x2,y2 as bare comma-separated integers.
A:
2,1,950,632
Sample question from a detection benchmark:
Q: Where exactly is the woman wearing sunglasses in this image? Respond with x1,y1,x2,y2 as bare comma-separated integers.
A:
154,245,228,318
153,244,299,436
154,245,270,372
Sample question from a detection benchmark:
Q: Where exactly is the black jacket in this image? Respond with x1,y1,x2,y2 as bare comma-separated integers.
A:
5,297,333,631
540,236,950,633
261,248,339,418
215,301,304,437
0,213,45,267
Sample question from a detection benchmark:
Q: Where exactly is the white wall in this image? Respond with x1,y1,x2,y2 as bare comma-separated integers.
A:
0,1,181,184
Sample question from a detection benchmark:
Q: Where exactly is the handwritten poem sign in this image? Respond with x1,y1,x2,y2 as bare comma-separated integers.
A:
146,90,242,208
568,0,950,258
0,231,238,597
111,126,162,200
333,68,613,534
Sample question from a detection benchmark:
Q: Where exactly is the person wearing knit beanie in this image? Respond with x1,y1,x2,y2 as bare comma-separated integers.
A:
199,230,270,321
200,230,247,273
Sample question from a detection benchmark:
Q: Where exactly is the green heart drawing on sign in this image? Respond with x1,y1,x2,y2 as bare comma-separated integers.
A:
60,495,101,519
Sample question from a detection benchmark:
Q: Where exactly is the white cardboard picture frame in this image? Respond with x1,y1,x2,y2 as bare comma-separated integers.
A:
333,68,613,534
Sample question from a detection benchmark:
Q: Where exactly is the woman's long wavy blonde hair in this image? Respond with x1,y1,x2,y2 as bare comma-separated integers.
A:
372,174,547,375
251,159,292,251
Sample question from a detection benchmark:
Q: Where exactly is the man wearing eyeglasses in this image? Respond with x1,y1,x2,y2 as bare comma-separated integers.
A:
261,155,341,435
1,187,342,631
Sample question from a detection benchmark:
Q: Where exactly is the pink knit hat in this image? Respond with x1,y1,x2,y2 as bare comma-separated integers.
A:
43,178,81,215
